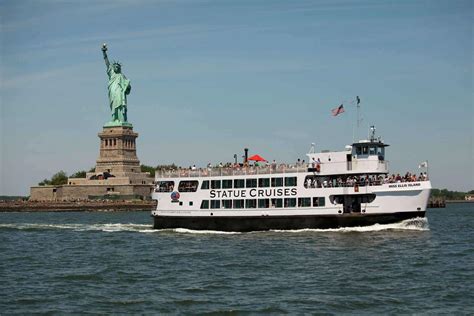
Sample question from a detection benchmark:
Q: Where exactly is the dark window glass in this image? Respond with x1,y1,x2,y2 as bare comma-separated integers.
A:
298,197,311,207
271,198,283,208
246,199,257,208
284,198,297,207
362,146,369,155
178,180,199,192
211,180,221,189
258,178,270,188
157,181,175,192
222,180,233,189
258,199,270,208
189,201,193,206
210,200,221,209
356,146,362,155
233,199,244,209
222,200,232,209
271,177,283,187
201,180,209,190
246,179,257,188
313,197,325,207
234,179,245,188
285,177,297,187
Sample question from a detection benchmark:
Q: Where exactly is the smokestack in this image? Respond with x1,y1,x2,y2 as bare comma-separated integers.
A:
244,148,248,163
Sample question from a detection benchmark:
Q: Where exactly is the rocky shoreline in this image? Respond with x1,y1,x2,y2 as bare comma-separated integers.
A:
0,200,156,212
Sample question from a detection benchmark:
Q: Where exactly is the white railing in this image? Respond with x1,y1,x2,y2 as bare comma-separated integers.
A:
155,160,389,179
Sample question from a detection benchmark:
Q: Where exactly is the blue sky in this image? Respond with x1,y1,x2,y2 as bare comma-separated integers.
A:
1,0,472,195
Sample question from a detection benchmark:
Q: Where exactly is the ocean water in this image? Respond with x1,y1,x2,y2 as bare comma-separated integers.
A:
0,204,473,314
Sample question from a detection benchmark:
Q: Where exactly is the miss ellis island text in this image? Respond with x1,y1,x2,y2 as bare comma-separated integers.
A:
210,188,298,199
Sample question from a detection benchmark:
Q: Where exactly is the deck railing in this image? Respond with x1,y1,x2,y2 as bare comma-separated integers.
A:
156,165,309,179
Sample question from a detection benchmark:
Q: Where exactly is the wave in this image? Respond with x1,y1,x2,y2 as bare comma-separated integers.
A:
270,217,429,233
0,223,152,232
0,217,428,234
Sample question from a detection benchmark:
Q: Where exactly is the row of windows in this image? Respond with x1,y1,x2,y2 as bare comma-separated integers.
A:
200,197,325,209
201,177,297,190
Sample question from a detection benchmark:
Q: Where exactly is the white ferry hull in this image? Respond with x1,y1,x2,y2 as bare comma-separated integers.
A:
153,211,425,232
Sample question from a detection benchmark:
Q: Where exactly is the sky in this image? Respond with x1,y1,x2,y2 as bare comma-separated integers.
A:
0,0,472,195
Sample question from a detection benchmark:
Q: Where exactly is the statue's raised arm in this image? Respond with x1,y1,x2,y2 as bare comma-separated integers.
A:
102,43,110,68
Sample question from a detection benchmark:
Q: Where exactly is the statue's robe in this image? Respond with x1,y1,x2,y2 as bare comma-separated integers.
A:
107,65,131,118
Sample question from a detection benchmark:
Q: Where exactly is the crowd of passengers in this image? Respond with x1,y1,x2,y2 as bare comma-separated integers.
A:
304,172,429,188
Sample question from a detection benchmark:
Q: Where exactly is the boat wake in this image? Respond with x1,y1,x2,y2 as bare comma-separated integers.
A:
0,223,154,233
270,217,429,233
0,217,428,234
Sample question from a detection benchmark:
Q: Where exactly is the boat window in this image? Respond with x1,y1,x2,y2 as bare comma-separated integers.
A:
362,146,369,155
360,194,376,203
271,198,283,208
245,199,257,208
234,179,245,188
178,180,199,192
258,178,270,188
258,199,270,208
222,180,233,189
298,197,311,207
156,181,174,192
222,200,232,209
210,200,221,209
285,177,297,187
369,146,376,155
304,176,320,188
271,177,283,187
201,180,209,190
284,198,297,208
313,197,325,207
200,200,209,209
355,146,362,155
211,180,221,189
377,147,385,160
233,199,244,209
246,179,257,188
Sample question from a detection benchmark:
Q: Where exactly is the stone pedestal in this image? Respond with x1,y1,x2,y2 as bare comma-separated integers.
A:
95,126,141,175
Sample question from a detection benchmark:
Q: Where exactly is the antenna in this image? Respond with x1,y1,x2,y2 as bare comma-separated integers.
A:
309,143,316,154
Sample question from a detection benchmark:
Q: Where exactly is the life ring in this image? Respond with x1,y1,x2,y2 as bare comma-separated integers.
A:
354,184,359,192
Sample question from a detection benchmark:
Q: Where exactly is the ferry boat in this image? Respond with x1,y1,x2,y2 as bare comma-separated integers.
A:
151,126,431,231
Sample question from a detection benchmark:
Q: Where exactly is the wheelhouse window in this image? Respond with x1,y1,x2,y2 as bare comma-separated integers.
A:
178,180,199,192
246,179,257,188
234,179,245,188
271,177,283,187
246,199,257,208
258,198,270,208
211,180,221,189
258,178,270,188
298,197,311,207
285,177,297,187
210,200,221,209
156,181,174,192
201,180,209,190
233,199,244,209
222,200,232,209
362,146,369,155
271,198,283,208
200,200,209,209
222,180,233,189
313,197,325,207
284,198,297,207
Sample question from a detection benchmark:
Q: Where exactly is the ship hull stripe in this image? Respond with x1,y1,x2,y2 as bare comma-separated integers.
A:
153,211,425,232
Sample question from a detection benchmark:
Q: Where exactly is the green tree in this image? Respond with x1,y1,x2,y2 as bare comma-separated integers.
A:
141,164,156,177
70,170,87,178
50,171,68,185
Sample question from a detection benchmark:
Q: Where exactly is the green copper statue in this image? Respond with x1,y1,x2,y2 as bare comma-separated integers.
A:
102,44,132,127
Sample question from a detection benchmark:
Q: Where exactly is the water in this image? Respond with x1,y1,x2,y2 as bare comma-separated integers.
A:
1,204,472,314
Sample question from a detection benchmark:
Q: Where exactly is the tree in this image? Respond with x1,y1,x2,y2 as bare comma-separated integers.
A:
141,164,156,177
70,170,87,178
50,171,68,185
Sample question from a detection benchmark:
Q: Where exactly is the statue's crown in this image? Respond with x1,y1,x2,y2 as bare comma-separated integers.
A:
112,60,122,67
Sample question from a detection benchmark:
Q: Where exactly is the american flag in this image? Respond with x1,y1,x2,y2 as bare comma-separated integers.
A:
331,104,345,116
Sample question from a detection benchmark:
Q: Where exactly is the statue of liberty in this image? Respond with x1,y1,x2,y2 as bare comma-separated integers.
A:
101,44,132,127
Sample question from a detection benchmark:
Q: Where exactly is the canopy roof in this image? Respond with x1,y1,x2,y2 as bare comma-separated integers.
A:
248,154,267,162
